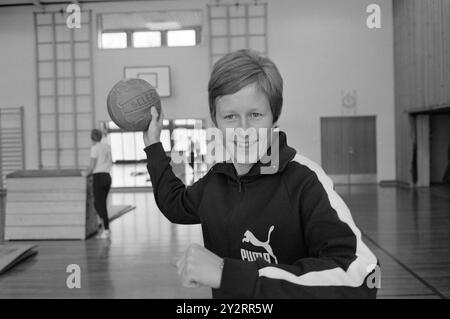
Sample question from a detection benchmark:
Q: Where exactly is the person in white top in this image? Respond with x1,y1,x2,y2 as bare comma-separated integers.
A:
84,129,113,239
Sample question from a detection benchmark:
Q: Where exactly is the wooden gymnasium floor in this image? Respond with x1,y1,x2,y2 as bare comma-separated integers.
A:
0,184,449,299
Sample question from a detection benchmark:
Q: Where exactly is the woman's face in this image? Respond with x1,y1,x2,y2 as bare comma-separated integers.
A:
215,83,275,164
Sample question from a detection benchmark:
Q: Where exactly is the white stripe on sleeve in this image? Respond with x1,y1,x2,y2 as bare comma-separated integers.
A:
258,154,378,287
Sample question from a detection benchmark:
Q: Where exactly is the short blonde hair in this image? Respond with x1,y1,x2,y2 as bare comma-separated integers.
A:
208,49,283,126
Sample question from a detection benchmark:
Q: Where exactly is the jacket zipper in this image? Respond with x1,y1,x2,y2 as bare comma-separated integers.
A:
227,177,243,257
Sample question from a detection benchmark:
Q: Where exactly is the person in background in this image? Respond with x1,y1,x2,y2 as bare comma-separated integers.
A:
84,129,113,239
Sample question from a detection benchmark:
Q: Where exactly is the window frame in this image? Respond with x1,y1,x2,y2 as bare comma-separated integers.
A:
98,27,202,49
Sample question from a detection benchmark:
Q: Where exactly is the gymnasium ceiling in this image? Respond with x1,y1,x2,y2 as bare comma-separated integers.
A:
0,0,171,7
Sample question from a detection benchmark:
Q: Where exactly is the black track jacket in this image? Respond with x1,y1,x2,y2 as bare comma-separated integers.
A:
145,131,379,298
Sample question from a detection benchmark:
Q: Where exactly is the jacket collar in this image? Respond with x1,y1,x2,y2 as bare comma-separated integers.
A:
211,130,296,181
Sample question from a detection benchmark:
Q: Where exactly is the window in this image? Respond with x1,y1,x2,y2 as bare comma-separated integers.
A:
174,119,186,125
167,29,196,47
102,119,206,188
132,31,161,48
109,131,145,162
98,10,202,49
160,129,171,151
101,32,127,49
103,119,206,158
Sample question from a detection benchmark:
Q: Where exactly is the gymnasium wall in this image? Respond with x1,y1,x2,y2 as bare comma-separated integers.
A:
90,0,210,124
270,0,395,182
0,7,37,172
393,0,450,185
0,0,395,182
